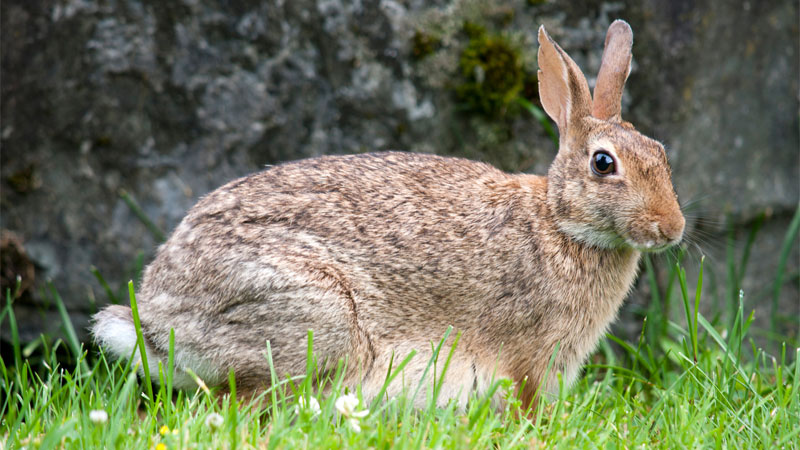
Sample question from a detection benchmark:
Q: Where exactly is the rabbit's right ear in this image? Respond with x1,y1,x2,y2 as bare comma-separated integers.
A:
537,26,592,137
592,20,633,121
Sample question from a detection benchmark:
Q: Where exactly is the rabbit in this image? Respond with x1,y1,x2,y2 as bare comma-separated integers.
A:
91,20,684,410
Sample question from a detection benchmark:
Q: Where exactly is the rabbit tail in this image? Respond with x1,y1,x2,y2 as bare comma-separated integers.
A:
91,304,162,379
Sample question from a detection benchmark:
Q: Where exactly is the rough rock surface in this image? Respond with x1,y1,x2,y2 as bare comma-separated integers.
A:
2,0,797,348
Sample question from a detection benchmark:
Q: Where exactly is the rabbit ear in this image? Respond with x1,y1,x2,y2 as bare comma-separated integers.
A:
537,25,592,137
592,20,633,121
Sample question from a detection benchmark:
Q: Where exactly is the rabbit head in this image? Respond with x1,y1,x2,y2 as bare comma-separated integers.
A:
538,20,684,251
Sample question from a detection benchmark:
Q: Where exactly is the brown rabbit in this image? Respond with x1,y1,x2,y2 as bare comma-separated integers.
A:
92,20,684,409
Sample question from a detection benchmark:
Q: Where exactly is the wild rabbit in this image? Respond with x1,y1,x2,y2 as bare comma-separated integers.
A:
92,20,684,409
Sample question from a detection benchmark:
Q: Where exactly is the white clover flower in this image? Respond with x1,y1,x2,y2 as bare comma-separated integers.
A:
347,417,362,433
335,393,368,432
89,409,108,424
335,393,368,418
296,395,322,417
205,412,224,429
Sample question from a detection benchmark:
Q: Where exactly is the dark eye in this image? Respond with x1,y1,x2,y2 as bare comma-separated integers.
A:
591,151,616,176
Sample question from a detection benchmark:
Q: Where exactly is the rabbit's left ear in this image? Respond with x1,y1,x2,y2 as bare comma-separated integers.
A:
537,25,592,137
592,20,633,121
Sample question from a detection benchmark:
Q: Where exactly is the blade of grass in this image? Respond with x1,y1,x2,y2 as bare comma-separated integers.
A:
50,282,89,375
5,289,22,371
468,378,509,431
676,264,697,362
429,331,461,413
184,368,210,396
90,266,120,305
790,347,800,413
725,220,737,329
369,350,418,412
408,326,453,409
304,329,315,395
582,364,654,386
166,328,175,418
265,340,280,416
39,417,78,450
644,255,664,343
661,248,685,340
777,427,800,447
119,188,166,243
738,212,765,282
692,256,704,363
128,280,154,405
114,369,141,425
605,333,655,375
695,313,756,395
533,341,560,423
772,205,800,329
516,97,559,147
0,276,22,327
228,368,238,450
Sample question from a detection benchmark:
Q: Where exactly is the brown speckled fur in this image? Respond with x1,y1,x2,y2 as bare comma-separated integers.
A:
92,21,684,410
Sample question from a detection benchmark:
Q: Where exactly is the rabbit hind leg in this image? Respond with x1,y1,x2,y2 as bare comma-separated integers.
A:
144,267,375,396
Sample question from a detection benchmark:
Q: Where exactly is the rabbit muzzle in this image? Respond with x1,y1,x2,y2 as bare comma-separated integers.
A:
624,205,685,251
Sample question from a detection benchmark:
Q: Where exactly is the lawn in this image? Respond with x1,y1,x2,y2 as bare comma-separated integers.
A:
2,212,799,449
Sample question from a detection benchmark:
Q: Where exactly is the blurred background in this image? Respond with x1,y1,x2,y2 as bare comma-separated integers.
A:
1,0,798,357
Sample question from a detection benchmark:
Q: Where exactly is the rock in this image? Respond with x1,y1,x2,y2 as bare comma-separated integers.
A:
0,230,35,299
1,0,797,349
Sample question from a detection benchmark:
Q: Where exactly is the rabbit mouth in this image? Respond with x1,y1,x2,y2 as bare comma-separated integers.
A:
623,235,682,253
629,241,675,252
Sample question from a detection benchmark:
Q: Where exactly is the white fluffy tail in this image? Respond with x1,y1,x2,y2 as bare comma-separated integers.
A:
91,305,162,380
91,304,217,390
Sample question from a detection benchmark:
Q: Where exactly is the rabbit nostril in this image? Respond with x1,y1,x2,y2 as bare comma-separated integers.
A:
658,215,685,242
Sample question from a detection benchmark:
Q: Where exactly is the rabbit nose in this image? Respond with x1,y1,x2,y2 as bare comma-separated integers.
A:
657,213,685,242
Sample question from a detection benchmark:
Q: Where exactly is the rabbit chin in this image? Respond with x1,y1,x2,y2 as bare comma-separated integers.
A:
556,221,679,252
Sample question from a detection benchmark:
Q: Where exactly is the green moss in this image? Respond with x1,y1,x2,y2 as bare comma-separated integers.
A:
456,28,526,117
494,6,515,27
7,164,39,193
461,21,487,39
521,71,541,104
411,31,440,61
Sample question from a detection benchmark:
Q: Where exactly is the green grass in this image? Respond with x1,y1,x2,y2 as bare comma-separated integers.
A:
2,216,799,448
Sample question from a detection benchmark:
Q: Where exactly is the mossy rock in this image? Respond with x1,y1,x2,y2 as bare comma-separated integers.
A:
411,31,440,60
456,28,526,117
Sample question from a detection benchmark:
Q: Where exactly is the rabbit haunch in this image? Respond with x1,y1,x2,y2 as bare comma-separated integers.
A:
92,20,684,409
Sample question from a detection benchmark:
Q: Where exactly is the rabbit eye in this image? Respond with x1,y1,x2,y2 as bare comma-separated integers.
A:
591,151,616,176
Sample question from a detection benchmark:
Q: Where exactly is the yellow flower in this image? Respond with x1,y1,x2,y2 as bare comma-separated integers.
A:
155,443,167,450
159,425,170,436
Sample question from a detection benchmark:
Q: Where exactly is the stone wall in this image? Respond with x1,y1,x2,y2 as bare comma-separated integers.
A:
2,0,797,348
